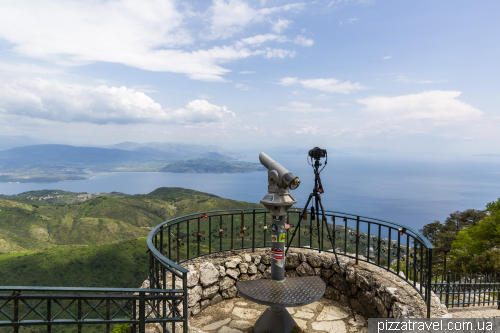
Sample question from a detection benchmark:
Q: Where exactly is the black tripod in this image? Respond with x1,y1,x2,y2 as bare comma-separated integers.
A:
285,153,356,321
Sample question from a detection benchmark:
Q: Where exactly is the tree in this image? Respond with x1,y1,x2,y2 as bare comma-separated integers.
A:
449,198,500,273
419,208,487,274
420,220,443,244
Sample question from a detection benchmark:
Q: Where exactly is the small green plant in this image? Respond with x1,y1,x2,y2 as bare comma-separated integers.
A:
112,323,129,333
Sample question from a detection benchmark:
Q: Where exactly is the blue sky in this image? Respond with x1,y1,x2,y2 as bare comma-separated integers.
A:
0,0,498,155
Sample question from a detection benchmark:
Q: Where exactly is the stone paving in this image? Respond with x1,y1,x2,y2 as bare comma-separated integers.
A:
447,306,500,318
188,296,368,333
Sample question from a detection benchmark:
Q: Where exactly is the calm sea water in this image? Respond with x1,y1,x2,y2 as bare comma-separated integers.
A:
1,153,498,231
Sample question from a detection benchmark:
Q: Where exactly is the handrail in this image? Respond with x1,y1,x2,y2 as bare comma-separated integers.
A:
147,207,435,318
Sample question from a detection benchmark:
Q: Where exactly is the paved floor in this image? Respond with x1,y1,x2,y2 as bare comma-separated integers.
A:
448,306,500,318
189,297,368,333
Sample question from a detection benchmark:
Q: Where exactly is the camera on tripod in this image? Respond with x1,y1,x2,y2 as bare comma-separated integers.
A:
308,147,327,159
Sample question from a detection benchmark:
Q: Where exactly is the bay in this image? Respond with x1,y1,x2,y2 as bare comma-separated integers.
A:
0,153,498,231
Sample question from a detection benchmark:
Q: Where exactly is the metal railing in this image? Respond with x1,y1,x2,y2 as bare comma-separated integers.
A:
0,207,434,332
431,271,500,309
148,207,434,318
0,286,185,333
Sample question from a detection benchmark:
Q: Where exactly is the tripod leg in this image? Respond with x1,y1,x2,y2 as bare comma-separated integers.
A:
317,196,357,321
285,193,313,256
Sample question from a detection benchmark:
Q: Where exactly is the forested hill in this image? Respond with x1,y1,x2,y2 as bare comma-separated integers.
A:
0,187,262,252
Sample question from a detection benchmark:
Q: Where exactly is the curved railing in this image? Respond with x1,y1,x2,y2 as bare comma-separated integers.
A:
147,207,434,329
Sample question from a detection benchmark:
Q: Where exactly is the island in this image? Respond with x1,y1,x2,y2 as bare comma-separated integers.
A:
159,152,265,173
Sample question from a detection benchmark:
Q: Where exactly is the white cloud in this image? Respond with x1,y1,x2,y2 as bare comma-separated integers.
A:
358,91,483,121
0,78,236,124
239,71,256,74
295,125,318,135
339,17,358,25
273,101,333,113
236,34,288,47
395,75,440,84
383,55,392,60
278,77,369,94
294,35,314,47
317,94,330,99
271,18,293,33
0,62,62,74
208,0,304,39
0,0,300,82
262,48,297,58
235,83,251,90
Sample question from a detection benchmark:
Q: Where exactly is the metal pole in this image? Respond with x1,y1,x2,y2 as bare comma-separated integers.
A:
271,215,286,281
445,271,451,308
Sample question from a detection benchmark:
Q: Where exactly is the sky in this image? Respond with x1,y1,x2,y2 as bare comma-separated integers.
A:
0,0,499,155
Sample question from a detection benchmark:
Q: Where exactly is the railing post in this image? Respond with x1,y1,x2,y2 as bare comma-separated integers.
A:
427,248,432,318
106,298,111,333
14,294,18,333
355,216,360,265
78,298,82,333
183,272,188,333
139,291,145,333
47,298,51,333
252,210,255,252
445,271,451,308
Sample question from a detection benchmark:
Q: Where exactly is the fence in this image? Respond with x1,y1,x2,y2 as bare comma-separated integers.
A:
148,207,434,318
0,286,186,333
431,271,500,309
0,207,434,332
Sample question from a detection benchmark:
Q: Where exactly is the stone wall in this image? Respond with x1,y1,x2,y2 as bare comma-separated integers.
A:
141,248,449,319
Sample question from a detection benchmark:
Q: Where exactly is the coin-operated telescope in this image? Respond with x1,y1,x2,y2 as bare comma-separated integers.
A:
259,152,300,216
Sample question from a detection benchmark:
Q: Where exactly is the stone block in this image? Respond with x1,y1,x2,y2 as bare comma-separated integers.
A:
314,267,322,276
247,264,257,274
285,253,299,269
200,299,210,311
190,302,201,316
186,265,200,288
211,294,223,305
238,262,248,273
285,269,298,277
307,254,322,267
199,262,219,287
220,276,236,290
222,285,238,299
261,254,271,265
226,268,240,279
257,263,266,273
187,285,202,307
263,266,271,279
321,256,333,269
296,262,314,276
321,269,334,279
225,258,242,269
219,265,226,278
202,284,219,299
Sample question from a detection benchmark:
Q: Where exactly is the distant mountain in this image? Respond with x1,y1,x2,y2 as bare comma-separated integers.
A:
0,144,162,166
105,142,227,161
159,152,265,173
0,135,41,151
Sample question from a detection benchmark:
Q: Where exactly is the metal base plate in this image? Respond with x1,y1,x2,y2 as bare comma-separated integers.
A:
236,276,326,308
253,307,297,333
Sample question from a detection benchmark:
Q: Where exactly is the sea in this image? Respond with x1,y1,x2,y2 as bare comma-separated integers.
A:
0,153,499,232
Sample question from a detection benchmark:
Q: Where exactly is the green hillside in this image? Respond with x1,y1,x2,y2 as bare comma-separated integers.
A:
0,187,263,252
0,238,149,288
